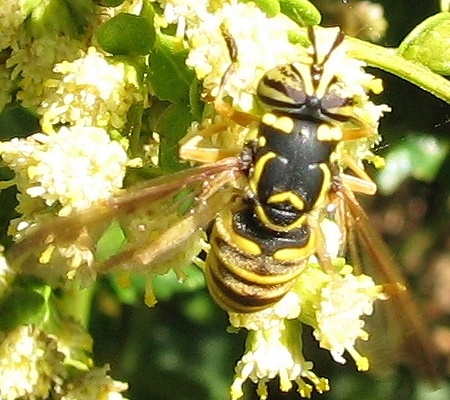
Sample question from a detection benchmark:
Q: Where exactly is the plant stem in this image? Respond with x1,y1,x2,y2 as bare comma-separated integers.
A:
347,37,450,104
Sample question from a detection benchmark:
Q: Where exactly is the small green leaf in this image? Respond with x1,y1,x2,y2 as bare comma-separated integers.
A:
241,0,281,17
398,12,450,75
189,78,204,121
95,220,127,262
377,134,449,195
287,28,310,46
96,13,155,55
279,0,321,26
140,0,156,27
0,288,47,330
147,34,195,104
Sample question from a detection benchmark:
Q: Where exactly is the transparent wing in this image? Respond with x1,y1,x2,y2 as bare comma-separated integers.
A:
7,156,245,281
340,185,441,383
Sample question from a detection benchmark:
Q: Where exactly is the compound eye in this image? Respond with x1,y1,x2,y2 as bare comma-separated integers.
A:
257,64,307,110
320,89,352,114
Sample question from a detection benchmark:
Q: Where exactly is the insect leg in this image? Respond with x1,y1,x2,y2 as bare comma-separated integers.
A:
340,153,377,195
212,23,259,127
179,118,244,163
307,211,336,274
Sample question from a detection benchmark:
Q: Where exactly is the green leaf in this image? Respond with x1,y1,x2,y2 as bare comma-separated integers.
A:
95,220,127,262
377,134,449,195
95,0,125,6
22,0,94,37
143,98,194,172
279,0,321,26
96,13,155,55
398,12,450,75
241,0,281,17
156,103,196,171
0,288,48,330
62,0,95,35
189,78,204,121
147,34,195,104
347,36,450,105
140,0,156,27
0,104,39,140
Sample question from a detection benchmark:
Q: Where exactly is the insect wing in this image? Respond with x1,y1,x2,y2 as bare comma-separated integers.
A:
341,186,440,383
7,156,244,280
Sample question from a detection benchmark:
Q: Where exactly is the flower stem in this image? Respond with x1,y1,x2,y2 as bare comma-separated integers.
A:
57,285,95,327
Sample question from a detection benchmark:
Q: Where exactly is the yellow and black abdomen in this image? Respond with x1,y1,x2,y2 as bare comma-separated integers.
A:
204,206,311,313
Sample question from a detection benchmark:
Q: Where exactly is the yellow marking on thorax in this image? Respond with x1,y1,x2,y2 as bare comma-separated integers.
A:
255,204,307,232
261,113,295,134
311,163,332,209
317,124,343,141
249,151,276,194
261,112,277,127
258,135,266,147
267,191,305,211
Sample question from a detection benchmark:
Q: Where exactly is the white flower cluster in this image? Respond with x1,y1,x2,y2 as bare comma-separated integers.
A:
153,0,210,35
0,0,23,51
186,1,302,112
39,47,143,132
313,271,385,370
60,365,128,400
0,126,128,217
230,320,329,400
0,326,65,400
0,3,146,226
0,325,128,400
7,35,85,109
